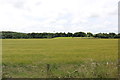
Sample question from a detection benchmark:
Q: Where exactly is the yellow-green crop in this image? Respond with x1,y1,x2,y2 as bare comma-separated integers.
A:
2,38,118,78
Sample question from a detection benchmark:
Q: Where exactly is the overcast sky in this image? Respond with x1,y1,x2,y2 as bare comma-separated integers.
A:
0,0,119,33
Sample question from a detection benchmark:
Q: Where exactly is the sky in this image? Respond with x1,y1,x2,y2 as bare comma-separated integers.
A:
0,0,119,33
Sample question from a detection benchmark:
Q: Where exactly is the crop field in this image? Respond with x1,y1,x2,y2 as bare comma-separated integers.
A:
2,38,118,78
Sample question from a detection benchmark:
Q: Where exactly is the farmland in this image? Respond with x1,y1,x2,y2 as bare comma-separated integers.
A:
2,38,118,78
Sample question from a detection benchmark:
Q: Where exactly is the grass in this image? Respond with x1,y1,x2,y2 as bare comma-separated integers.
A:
2,38,118,78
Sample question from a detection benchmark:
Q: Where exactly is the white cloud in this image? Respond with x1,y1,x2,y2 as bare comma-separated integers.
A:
0,0,119,33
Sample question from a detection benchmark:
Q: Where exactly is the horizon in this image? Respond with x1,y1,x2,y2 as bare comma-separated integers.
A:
1,30,119,34
0,0,118,33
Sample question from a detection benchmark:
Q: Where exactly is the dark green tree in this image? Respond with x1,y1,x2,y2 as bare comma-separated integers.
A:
87,32,93,37
73,32,87,37
67,32,73,37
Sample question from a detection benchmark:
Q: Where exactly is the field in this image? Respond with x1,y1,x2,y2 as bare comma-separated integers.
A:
2,38,118,78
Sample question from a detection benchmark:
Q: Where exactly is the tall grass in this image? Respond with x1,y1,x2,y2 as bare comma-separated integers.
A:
2,38,118,78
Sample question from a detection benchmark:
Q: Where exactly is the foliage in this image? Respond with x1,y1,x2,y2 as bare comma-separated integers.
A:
1,31,120,39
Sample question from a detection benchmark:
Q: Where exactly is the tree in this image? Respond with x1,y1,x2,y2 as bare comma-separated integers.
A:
73,32,87,37
109,33,116,38
87,32,93,37
67,32,73,37
1,31,120,39
114,33,120,38
94,33,109,38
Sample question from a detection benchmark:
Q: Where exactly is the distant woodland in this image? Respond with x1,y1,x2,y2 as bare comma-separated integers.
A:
0,31,120,39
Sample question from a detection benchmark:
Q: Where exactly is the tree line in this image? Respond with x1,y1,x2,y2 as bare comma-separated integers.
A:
1,31,120,39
